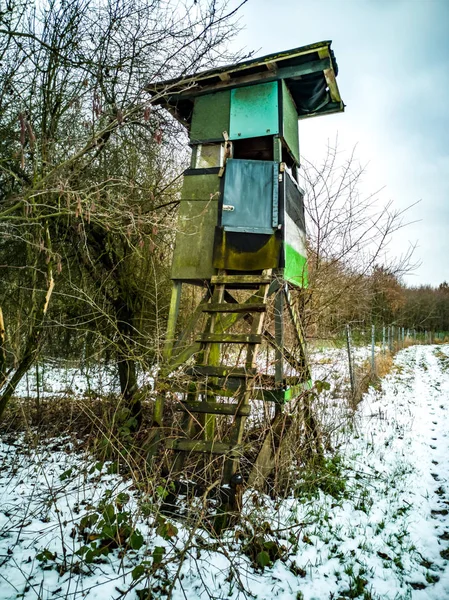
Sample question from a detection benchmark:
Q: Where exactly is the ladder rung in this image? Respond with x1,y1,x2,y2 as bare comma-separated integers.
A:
211,275,272,286
185,365,256,378
166,439,241,455
158,379,309,403
158,379,243,395
201,302,267,314
177,401,251,416
197,333,262,344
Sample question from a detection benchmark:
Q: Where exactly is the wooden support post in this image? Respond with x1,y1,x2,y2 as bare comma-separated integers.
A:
284,286,309,378
273,136,282,162
274,290,284,417
163,281,182,361
0,307,6,387
148,282,182,462
345,325,355,398
170,289,211,359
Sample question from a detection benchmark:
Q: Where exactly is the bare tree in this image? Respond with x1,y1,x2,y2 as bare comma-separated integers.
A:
301,139,417,337
0,0,248,421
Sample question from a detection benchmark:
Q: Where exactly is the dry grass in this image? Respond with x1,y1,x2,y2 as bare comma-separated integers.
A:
374,352,394,379
0,386,321,502
349,351,394,410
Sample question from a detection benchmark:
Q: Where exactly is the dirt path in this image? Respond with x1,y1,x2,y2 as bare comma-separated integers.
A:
370,344,449,597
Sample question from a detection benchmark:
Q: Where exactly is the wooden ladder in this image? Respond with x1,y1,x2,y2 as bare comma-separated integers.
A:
165,269,273,483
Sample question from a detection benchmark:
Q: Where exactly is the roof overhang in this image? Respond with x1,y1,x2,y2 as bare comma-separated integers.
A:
146,40,344,128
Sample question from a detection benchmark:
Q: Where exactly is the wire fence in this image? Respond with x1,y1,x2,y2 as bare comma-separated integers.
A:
342,324,449,399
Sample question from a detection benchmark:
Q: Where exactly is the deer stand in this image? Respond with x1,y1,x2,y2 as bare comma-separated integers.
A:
145,40,343,517
149,273,321,520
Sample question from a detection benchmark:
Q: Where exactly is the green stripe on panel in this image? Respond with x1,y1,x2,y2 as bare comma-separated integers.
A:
284,243,308,287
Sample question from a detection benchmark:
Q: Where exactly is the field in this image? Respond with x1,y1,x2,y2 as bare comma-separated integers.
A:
1,344,449,599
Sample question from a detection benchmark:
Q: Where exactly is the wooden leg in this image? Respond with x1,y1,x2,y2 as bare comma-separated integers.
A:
274,288,284,388
163,281,182,361
148,282,182,463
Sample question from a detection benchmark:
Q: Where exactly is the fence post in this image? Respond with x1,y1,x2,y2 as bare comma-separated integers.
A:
346,324,355,399
371,324,375,375
382,325,386,355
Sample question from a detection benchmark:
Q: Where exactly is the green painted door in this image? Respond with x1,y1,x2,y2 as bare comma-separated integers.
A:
221,159,278,234
229,82,279,140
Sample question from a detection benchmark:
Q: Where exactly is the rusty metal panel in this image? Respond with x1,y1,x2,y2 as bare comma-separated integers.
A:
229,82,279,140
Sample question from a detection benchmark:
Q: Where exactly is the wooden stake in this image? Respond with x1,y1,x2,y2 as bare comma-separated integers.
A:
0,307,6,387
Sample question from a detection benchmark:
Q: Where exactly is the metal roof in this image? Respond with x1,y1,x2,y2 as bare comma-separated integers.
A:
146,40,344,126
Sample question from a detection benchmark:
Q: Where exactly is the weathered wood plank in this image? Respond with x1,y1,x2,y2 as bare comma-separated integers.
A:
166,439,240,455
197,333,262,344
201,302,267,314
284,287,310,378
164,342,202,376
185,364,256,378
165,291,268,375
177,401,251,416
274,290,284,388
163,281,182,361
163,58,331,98
158,378,243,395
211,274,272,285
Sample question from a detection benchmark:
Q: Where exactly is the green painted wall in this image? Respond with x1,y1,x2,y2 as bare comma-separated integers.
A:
180,173,220,201
171,174,220,281
281,81,300,165
284,244,308,287
229,81,279,140
190,90,231,142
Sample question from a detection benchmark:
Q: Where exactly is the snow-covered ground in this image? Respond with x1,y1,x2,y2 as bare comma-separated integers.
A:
13,361,154,399
1,344,449,599
14,342,375,400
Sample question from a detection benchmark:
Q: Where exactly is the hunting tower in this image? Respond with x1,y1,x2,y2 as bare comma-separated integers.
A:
147,41,344,485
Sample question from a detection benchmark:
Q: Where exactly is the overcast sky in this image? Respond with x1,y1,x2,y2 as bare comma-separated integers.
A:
229,0,449,286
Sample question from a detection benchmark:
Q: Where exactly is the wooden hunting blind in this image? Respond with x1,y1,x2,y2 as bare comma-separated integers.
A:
147,41,343,486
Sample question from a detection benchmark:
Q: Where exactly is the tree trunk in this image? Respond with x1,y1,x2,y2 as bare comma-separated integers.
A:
116,302,141,429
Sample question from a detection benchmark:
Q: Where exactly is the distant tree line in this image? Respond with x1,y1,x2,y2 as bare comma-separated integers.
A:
306,260,449,339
